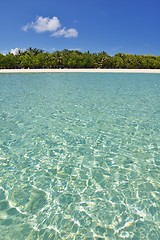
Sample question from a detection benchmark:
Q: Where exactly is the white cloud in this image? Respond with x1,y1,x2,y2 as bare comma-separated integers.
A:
23,16,61,33
22,24,31,32
52,28,78,38
22,16,78,38
10,48,21,55
68,48,82,51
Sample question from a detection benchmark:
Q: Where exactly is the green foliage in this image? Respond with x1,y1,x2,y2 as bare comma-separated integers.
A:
0,48,160,69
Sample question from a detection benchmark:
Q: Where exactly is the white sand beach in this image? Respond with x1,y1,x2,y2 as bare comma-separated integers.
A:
0,69,160,73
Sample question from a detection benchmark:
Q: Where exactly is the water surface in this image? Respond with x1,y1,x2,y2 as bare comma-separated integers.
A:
0,73,160,239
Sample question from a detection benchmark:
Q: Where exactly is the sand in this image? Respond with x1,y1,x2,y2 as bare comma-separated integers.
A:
0,69,160,73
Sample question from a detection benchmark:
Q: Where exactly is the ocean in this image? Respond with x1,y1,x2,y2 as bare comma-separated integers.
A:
0,72,159,239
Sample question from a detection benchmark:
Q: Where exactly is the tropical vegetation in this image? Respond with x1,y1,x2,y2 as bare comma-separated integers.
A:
0,48,160,69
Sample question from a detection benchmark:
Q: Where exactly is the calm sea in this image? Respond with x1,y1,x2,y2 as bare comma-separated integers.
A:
0,73,159,239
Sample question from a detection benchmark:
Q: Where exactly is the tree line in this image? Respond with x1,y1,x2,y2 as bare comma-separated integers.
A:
0,48,160,69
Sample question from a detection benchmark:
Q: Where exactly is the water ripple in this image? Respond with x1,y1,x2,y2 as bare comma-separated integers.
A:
0,73,160,239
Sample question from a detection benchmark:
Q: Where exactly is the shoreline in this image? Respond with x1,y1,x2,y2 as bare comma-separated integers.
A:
0,68,160,73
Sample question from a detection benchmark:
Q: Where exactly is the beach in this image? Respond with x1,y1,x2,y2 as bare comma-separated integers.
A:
0,68,160,73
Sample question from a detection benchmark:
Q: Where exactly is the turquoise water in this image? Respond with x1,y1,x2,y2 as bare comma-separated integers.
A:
0,73,160,240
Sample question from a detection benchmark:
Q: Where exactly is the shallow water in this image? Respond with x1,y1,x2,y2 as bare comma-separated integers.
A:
0,73,160,239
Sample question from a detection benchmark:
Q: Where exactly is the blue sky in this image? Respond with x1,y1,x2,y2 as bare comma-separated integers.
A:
0,0,160,55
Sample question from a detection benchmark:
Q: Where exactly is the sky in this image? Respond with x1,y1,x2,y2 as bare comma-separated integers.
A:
0,0,160,55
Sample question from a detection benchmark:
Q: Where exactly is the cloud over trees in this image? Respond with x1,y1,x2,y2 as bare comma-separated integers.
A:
22,16,78,38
